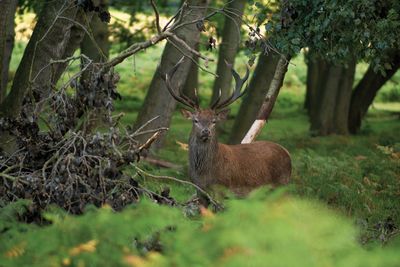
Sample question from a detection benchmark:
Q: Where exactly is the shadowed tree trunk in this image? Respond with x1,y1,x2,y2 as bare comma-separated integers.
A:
241,55,290,143
133,0,209,149
79,0,110,131
228,52,279,144
80,0,109,63
309,59,356,135
0,0,94,118
0,0,17,103
305,54,329,119
348,52,400,134
181,43,199,101
210,0,246,105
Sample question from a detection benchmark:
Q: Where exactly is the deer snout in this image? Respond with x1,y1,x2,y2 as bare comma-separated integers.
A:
200,128,211,141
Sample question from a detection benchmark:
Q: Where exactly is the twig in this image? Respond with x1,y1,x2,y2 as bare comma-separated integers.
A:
166,38,217,77
132,116,160,136
142,157,182,169
150,0,162,34
58,16,106,61
167,32,214,63
0,172,29,185
132,127,169,138
134,165,223,210
32,55,81,83
29,0,70,83
138,131,162,152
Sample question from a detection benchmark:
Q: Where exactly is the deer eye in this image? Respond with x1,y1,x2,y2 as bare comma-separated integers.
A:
212,119,217,124
194,119,199,123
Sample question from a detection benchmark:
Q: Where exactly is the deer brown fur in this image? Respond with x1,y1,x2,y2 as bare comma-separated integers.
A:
165,58,291,196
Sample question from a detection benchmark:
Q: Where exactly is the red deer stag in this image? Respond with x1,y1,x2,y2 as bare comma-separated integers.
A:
164,58,291,196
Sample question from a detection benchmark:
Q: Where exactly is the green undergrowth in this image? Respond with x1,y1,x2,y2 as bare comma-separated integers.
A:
1,191,400,267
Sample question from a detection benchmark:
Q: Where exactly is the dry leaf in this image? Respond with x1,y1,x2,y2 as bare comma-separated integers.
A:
124,255,146,267
176,141,189,151
4,242,26,258
62,257,71,266
355,155,367,161
200,206,214,218
69,239,98,256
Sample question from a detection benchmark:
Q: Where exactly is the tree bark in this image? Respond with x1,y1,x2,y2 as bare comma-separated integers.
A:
181,43,199,101
334,59,356,134
0,0,17,103
0,0,91,118
228,52,279,144
305,54,329,119
79,0,110,131
241,56,290,144
80,0,109,63
308,59,356,135
210,0,246,105
348,52,400,134
133,0,209,149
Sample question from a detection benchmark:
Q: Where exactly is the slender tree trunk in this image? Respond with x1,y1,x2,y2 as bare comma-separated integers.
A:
305,52,321,113
80,0,109,63
181,43,198,101
348,53,400,134
334,59,356,134
210,0,246,104
306,54,328,120
79,0,110,131
241,56,290,144
229,52,279,144
0,0,17,103
133,0,209,149
309,59,356,135
0,0,91,118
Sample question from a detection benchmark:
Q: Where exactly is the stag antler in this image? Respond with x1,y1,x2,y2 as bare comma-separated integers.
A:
164,57,199,110
211,65,250,110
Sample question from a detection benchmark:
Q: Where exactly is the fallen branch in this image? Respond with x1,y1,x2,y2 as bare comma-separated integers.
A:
134,165,223,210
142,157,182,169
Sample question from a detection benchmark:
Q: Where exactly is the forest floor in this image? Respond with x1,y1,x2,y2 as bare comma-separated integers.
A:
1,42,399,266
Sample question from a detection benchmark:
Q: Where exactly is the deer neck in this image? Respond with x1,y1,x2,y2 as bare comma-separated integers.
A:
188,131,219,175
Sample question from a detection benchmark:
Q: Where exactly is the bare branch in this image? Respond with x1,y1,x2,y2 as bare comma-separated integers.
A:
134,165,223,210
241,55,291,143
150,0,162,33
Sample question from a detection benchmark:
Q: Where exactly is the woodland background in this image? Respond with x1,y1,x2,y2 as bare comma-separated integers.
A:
0,0,399,266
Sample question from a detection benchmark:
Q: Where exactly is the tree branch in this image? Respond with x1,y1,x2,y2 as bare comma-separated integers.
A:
241,55,291,143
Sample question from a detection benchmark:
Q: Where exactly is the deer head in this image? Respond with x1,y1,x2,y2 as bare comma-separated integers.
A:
164,57,249,142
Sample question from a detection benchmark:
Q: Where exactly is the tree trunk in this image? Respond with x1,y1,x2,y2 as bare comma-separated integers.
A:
348,52,400,134
241,56,290,144
334,59,356,134
309,59,356,135
80,0,109,63
79,0,110,131
0,0,91,118
133,0,209,149
181,43,198,102
0,0,17,103
210,0,246,105
228,52,279,144
305,54,328,119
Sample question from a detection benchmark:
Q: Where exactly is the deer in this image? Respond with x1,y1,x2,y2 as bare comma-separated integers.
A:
164,58,292,197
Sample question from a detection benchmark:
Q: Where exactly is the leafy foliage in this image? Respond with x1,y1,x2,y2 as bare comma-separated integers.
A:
1,192,400,267
255,0,400,69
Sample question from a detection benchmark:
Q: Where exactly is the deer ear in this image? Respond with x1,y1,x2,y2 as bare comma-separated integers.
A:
216,108,230,121
180,109,193,120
